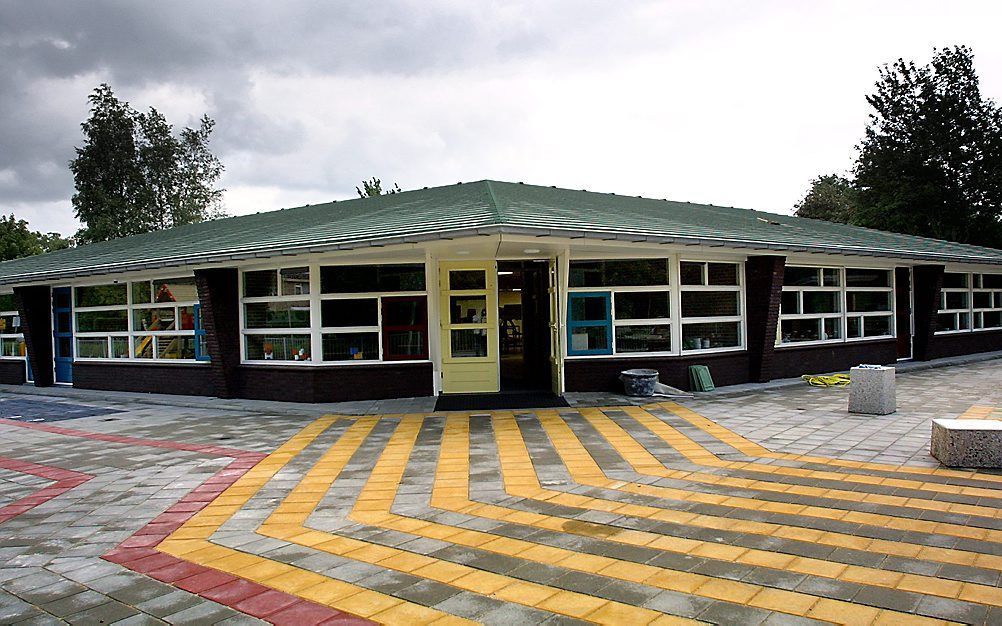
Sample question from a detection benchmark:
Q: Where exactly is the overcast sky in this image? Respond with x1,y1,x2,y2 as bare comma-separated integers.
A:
2,1,1002,237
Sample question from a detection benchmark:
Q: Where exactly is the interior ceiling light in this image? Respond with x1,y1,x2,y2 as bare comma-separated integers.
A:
498,271,514,275
523,248,541,254
455,250,470,255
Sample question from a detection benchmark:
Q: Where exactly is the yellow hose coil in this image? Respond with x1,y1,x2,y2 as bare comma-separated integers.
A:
801,373,851,387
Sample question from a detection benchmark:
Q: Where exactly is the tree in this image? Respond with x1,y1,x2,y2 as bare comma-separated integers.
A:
853,46,1002,247
0,214,73,262
794,174,858,224
356,177,402,198
70,84,225,244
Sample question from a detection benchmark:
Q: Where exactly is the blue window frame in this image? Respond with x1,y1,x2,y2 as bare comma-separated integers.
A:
567,292,612,355
193,304,210,361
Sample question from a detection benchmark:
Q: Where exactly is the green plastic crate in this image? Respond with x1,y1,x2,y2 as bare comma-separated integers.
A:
688,365,715,392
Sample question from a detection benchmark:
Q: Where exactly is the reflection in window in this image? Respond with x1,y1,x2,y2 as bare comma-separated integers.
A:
615,325,671,352
451,329,488,357
245,334,312,361
449,270,486,290
450,296,488,324
244,301,310,328
569,259,669,288
682,322,740,350
321,264,425,293
323,332,379,360
614,292,669,320
321,299,378,328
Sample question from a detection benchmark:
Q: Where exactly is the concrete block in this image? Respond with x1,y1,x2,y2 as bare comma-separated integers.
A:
931,419,1002,468
848,365,895,415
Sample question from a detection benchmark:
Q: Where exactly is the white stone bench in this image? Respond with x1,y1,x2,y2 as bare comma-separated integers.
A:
930,419,1002,468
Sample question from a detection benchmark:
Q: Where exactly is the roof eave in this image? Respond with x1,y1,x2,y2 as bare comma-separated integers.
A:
1,224,1000,286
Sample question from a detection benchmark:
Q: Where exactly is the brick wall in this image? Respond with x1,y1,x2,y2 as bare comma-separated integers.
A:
745,255,786,382
0,359,26,385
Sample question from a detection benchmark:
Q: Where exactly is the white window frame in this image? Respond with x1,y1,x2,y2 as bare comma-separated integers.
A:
565,256,745,359
678,259,745,354
0,292,25,361
240,266,314,363
239,262,430,366
73,277,202,363
777,266,843,346
776,265,895,348
936,272,1002,334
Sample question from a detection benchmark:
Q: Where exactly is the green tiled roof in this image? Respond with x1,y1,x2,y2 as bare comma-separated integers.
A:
2,180,1001,284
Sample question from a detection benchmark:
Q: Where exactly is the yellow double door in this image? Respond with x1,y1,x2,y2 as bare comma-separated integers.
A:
440,261,499,394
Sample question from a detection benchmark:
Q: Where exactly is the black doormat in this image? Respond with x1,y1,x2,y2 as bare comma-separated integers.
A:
434,391,570,411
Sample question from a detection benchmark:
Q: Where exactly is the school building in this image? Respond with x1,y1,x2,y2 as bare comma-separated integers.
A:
0,180,999,402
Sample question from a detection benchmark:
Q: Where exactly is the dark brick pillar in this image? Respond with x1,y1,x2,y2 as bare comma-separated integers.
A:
911,265,944,361
14,285,53,387
195,268,240,398
744,255,786,382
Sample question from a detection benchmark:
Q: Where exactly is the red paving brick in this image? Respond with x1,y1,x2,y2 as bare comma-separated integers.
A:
267,599,344,625
233,589,301,618
175,569,239,594
199,579,269,605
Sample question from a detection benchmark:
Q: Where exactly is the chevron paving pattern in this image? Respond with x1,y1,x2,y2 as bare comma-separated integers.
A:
159,403,1002,625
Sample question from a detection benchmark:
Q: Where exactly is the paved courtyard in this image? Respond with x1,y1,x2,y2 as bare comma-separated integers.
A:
2,361,1002,624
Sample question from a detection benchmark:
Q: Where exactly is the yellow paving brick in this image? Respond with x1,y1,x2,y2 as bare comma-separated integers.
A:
688,542,749,561
492,581,559,606
586,601,661,625
266,569,327,593
895,573,963,598
807,598,882,626
452,570,510,595
336,590,403,618
411,560,471,584
694,578,759,605
372,601,450,625
958,582,1002,607
747,587,819,615
536,591,609,618
596,561,660,583
787,557,847,579
298,580,361,605
840,565,904,588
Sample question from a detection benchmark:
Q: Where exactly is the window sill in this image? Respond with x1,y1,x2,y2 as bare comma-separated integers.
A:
73,359,209,365
775,336,895,348
565,347,744,360
240,359,432,367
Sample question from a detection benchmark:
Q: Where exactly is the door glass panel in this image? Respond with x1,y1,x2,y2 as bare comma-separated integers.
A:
57,337,72,358
570,326,609,352
570,296,607,322
450,296,487,324
451,329,488,357
57,311,71,332
449,270,486,290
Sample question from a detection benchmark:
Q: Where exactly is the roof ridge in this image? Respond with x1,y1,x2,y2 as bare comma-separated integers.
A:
483,180,504,224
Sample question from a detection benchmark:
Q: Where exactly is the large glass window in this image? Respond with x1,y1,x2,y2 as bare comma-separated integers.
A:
568,259,674,355
242,263,429,363
778,266,892,345
680,261,742,351
0,293,25,361
242,267,312,361
321,264,425,294
569,259,670,288
938,272,1002,333
73,276,206,362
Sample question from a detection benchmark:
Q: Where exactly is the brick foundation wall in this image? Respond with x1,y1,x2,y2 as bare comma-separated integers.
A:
0,359,26,385
72,362,215,396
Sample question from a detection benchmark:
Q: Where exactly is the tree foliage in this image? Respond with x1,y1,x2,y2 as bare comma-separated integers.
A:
794,174,858,224
854,46,1002,247
356,177,402,198
0,214,73,262
796,46,1002,249
70,84,225,244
